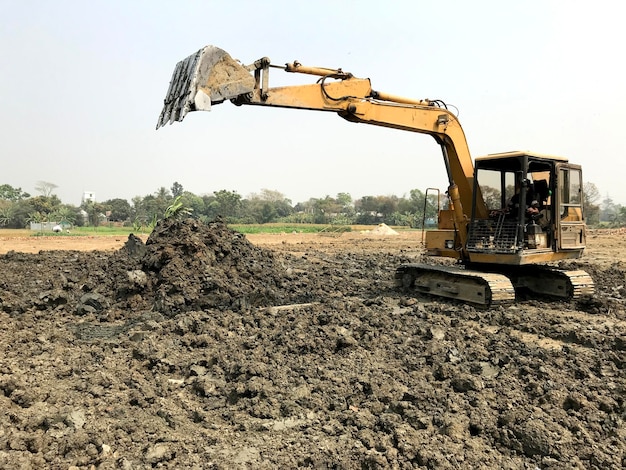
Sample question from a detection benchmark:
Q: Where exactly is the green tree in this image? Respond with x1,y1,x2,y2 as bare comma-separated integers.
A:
102,198,132,222
245,189,293,223
259,189,293,219
259,203,277,223
583,182,600,225
3,199,34,229
155,187,172,203
171,181,184,198
377,195,399,221
336,192,352,209
180,191,205,217
209,190,243,221
397,189,422,212
130,196,144,222
309,196,340,224
356,196,378,213
81,201,108,227
334,192,355,222
355,196,381,224
355,195,399,225
480,185,503,210
132,189,173,225
0,184,30,201
600,194,617,223
50,206,77,226
616,205,626,227
387,211,417,227
605,204,626,227
139,195,160,222
0,203,16,226
29,195,62,215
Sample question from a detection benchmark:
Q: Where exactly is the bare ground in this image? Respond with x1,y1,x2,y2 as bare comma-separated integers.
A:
0,222,625,469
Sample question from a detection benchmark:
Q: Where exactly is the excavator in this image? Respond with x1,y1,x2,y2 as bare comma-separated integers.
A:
156,45,594,306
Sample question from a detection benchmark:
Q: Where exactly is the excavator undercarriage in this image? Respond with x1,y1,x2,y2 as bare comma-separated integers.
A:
395,263,594,306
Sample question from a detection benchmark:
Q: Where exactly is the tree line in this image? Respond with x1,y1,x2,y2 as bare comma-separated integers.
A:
0,180,624,230
0,182,443,230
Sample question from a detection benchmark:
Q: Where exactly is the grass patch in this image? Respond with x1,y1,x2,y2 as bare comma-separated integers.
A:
0,227,143,238
72,226,150,236
229,223,353,234
0,222,411,239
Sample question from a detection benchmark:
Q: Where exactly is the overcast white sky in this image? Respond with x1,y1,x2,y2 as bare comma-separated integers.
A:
1,0,624,206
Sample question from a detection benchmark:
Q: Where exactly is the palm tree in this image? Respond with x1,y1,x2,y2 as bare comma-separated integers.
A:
0,205,16,227
51,207,76,227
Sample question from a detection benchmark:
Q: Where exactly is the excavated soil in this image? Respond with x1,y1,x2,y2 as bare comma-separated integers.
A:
0,220,625,469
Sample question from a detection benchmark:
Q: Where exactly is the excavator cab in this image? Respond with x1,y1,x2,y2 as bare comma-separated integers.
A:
465,151,586,265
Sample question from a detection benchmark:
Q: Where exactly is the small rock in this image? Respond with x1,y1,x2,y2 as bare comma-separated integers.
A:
65,410,86,429
189,364,207,376
145,443,172,463
76,292,109,315
127,270,147,287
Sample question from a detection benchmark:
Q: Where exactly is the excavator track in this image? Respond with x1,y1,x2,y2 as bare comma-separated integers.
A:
396,264,595,306
395,264,516,306
504,266,595,300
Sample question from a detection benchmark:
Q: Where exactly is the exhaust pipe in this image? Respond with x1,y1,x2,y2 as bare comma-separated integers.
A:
156,46,255,129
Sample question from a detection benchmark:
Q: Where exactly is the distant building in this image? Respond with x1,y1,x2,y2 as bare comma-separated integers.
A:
79,209,89,224
82,191,96,204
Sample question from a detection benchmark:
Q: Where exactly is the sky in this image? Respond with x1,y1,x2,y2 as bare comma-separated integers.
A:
1,0,625,207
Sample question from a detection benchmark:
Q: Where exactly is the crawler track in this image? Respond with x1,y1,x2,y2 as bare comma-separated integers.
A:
395,263,516,306
396,263,595,306
489,265,595,300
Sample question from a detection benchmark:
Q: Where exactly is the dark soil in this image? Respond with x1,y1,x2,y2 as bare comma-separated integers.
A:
1,219,625,469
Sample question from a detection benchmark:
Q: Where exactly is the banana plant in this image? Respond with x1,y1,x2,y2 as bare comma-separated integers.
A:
164,196,193,220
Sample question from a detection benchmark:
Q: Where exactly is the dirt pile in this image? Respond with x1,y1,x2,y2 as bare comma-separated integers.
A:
0,219,301,319
116,218,296,315
0,221,625,469
362,223,399,236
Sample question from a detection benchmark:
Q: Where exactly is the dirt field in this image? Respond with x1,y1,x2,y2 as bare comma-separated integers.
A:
0,222,625,469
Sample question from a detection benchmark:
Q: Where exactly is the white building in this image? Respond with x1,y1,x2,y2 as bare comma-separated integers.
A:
82,191,96,204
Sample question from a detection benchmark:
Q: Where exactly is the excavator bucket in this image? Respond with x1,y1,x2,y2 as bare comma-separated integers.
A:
156,46,255,129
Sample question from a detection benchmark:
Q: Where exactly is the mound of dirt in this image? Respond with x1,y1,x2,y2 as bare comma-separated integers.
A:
0,220,625,469
362,223,399,236
127,218,294,315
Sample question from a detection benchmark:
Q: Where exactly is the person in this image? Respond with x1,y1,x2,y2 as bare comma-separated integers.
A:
489,179,539,220
505,179,542,221
526,200,540,219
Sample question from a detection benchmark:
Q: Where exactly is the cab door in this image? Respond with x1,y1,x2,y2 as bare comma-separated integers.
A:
556,163,586,250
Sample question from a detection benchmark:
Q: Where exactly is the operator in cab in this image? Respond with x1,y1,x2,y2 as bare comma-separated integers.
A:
488,179,540,222
508,193,540,219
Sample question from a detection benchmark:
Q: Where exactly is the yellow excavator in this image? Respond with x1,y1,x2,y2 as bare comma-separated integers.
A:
156,46,594,306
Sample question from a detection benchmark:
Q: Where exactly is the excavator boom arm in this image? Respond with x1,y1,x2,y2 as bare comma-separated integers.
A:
156,46,487,223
